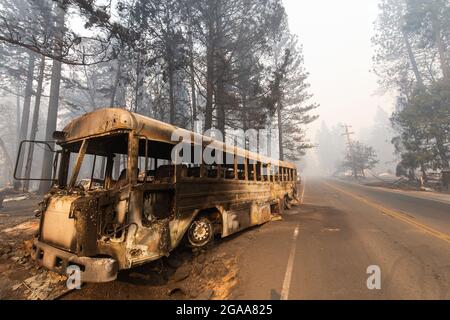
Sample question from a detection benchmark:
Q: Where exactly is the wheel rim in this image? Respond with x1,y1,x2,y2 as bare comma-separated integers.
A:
188,220,212,246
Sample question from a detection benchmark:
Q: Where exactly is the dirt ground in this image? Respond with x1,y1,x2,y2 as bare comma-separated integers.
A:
62,225,268,300
0,194,261,300
63,241,242,300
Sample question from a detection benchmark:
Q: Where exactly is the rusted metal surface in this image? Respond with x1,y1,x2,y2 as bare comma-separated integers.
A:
30,108,300,282
60,108,296,170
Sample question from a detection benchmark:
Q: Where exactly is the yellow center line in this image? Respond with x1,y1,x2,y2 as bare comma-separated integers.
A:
324,182,450,245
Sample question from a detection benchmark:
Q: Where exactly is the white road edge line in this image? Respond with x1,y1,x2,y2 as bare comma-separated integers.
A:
280,224,300,300
300,177,306,204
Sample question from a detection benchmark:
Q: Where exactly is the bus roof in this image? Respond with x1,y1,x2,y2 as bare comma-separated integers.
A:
61,108,297,169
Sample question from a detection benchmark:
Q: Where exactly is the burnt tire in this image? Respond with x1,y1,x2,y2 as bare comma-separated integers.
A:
187,217,214,248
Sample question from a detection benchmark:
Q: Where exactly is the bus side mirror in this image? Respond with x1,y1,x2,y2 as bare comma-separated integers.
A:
14,140,60,182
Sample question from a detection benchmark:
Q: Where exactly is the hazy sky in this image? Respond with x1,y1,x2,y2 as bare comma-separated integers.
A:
283,0,395,138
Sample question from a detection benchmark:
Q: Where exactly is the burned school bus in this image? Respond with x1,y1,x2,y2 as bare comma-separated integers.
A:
15,108,299,282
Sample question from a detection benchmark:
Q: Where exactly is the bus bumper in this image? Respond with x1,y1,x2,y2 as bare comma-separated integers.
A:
32,240,119,283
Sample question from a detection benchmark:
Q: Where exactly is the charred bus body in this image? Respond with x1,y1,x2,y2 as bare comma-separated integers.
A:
15,108,300,282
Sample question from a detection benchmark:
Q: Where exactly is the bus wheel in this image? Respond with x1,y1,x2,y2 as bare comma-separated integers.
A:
188,217,214,247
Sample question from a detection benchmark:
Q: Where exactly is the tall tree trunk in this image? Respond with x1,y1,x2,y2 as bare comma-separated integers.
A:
420,163,428,183
216,59,226,136
15,54,36,189
23,56,45,192
110,55,122,107
188,25,197,130
408,167,415,182
38,2,65,195
205,44,214,131
168,69,175,124
204,3,216,131
242,95,249,150
83,65,97,109
0,138,13,185
267,115,272,157
353,162,358,179
215,6,225,136
167,44,176,125
402,30,425,89
15,89,21,155
431,8,449,81
242,95,247,132
436,135,449,169
117,77,127,109
277,101,284,161
134,52,142,113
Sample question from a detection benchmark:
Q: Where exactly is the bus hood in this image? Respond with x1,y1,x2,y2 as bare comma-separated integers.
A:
40,194,81,252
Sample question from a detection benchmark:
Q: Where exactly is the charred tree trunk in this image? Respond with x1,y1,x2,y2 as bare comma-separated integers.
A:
0,138,13,185
134,52,142,113
242,95,247,132
216,57,226,136
408,167,416,182
277,101,284,161
168,68,175,125
431,8,449,81
420,164,428,183
188,23,197,130
15,88,21,155
205,44,214,131
267,115,272,157
436,135,449,169
402,30,425,89
204,3,216,131
353,166,358,179
167,43,176,125
110,55,122,107
15,54,36,189
215,6,226,136
23,56,46,192
83,65,97,110
38,2,65,195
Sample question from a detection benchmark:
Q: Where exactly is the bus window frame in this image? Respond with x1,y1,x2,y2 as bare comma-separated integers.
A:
131,133,297,187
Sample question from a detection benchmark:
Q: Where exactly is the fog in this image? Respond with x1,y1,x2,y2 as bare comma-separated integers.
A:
1,0,447,189
284,0,397,175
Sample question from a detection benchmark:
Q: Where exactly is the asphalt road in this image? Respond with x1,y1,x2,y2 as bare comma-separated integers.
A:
50,177,450,300
235,178,450,300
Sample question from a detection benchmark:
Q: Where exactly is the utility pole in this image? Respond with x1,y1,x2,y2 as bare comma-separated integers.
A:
341,124,357,178
341,124,355,149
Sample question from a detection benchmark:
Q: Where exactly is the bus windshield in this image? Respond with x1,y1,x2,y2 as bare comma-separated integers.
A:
61,133,129,191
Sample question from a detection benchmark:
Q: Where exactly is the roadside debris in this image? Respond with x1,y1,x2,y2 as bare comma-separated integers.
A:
0,195,69,300
271,215,283,222
63,245,239,300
